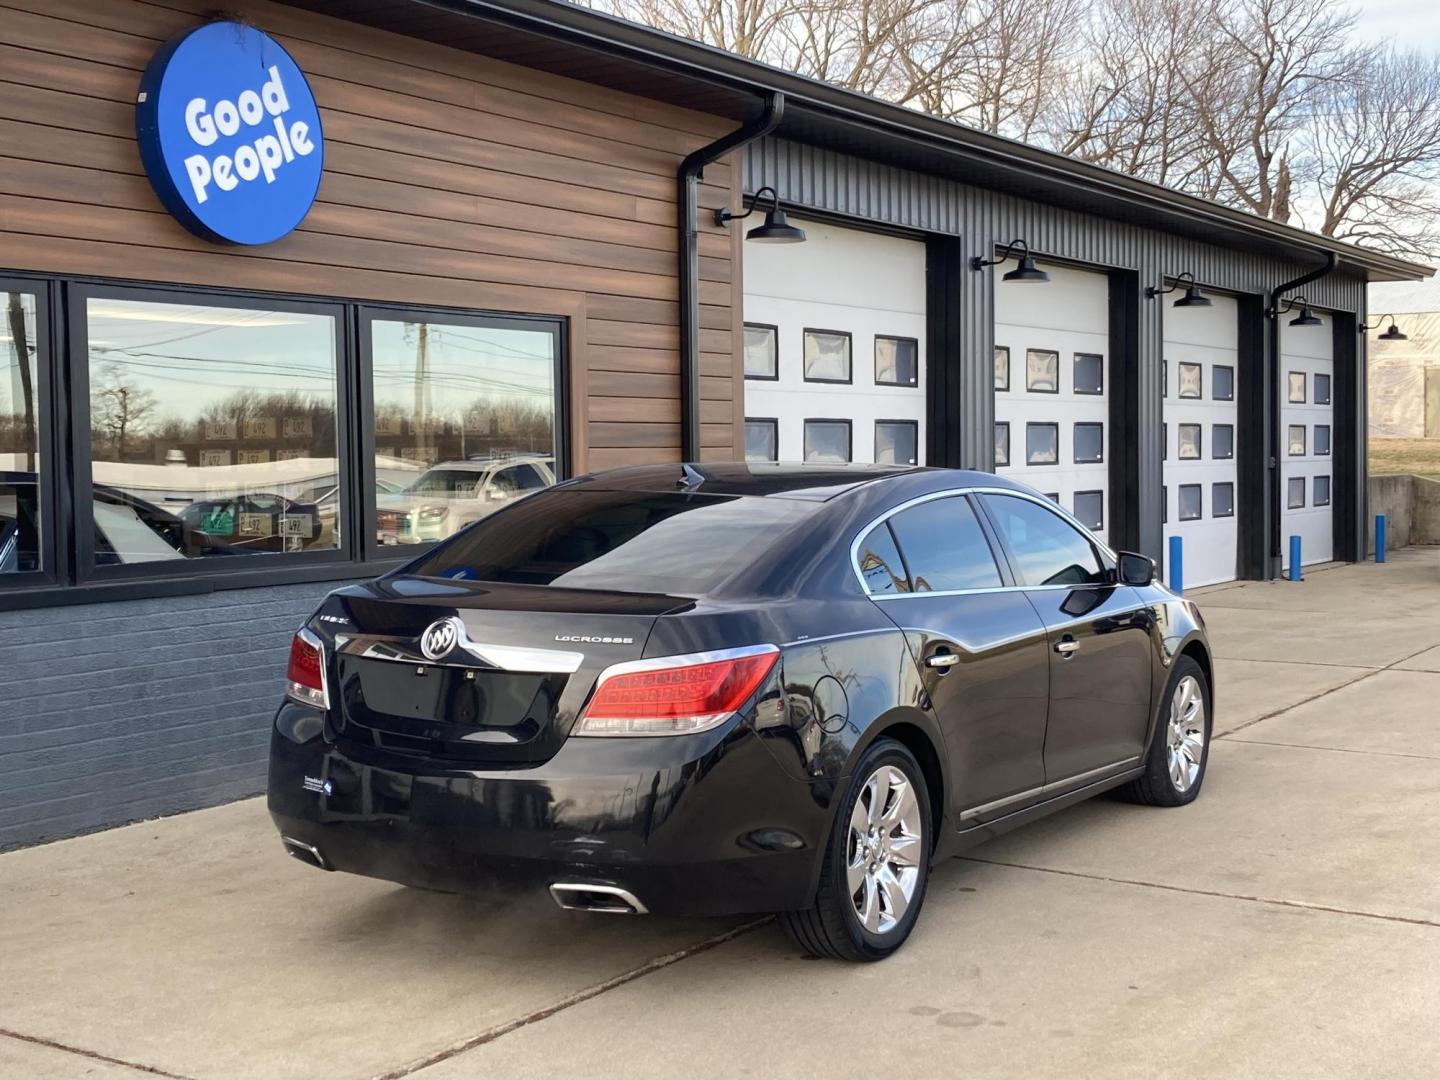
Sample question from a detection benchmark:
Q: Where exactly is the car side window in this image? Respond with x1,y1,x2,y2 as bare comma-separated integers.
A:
514,465,549,491
490,466,526,494
982,494,1106,587
855,522,910,595
885,497,1002,593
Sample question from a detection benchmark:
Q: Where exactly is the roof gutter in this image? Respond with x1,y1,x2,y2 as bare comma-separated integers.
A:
1264,251,1339,575
677,92,784,462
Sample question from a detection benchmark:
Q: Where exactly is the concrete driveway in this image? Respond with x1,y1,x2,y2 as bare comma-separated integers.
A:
3,548,1437,1080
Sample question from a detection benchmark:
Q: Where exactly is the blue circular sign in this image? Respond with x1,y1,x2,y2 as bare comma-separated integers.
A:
136,21,324,246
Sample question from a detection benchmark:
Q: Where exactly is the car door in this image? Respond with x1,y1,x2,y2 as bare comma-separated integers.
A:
859,493,1051,822
977,492,1154,783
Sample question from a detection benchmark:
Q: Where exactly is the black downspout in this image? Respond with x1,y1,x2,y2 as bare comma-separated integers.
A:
1265,251,1338,577
678,92,784,462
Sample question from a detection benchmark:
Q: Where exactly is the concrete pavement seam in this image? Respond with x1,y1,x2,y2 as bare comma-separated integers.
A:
371,917,774,1079
0,1029,194,1079
961,856,1440,930
1216,640,1440,739
1221,737,1440,761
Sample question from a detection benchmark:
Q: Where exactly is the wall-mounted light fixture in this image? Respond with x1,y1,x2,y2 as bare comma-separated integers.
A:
1361,313,1408,341
714,186,806,243
970,239,1050,282
1146,271,1212,308
1269,294,1323,326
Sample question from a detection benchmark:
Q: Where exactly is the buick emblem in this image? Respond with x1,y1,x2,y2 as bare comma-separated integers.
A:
420,617,462,661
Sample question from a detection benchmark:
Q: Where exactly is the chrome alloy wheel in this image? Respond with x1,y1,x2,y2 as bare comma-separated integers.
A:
1166,674,1206,793
846,765,923,934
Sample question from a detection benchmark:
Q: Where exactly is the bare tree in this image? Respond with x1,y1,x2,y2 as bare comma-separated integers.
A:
91,363,158,461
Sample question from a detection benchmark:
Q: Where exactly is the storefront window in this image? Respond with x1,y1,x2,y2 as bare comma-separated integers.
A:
85,296,339,565
370,316,559,547
2,291,41,575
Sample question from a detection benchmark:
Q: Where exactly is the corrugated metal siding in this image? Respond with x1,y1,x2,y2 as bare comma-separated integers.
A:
746,137,1369,559
0,581,345,850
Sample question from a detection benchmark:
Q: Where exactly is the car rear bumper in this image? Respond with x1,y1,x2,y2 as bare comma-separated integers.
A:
266,703,833,916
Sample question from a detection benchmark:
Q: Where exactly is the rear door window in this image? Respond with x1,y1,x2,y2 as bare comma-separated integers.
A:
408,488,813,595
855,522,910,595
981,494,1106,587
885,497,1002,593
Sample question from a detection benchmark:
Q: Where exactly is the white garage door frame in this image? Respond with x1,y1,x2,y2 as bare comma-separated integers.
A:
1278,309,1336,570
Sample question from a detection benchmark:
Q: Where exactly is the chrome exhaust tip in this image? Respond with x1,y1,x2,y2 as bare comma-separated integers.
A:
549,883,647,915
281,835,330,871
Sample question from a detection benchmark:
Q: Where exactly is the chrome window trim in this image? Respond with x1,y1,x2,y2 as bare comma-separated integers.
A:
849,486,1116,598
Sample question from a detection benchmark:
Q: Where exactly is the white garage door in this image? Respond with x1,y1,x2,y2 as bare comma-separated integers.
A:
1280,312,1334,569
742,219,926,467
994,263,1110,544
1163,295,1240,586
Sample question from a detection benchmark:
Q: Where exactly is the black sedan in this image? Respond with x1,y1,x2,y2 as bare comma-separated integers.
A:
268,464,1213,961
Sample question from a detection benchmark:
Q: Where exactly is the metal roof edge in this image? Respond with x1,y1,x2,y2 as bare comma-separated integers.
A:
416,0,1432,282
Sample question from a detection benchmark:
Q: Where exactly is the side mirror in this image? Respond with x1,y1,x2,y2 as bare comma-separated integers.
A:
1117,551,1156,587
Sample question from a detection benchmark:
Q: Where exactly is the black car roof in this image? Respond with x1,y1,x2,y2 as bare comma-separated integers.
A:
564,462,1022,502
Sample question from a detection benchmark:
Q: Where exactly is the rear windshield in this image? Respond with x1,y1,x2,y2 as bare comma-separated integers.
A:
406,487,813,595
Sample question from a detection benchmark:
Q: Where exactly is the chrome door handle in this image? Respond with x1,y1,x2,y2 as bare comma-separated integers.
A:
926,651,960,669
1054,637,1080,657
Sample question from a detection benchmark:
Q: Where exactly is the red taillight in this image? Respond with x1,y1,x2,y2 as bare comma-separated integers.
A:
574,646,779,737
285,629,329,710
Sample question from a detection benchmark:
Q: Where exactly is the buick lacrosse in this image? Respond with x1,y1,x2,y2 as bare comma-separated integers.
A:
269,464,1213,960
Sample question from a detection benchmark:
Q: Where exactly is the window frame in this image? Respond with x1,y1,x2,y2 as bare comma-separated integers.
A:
1314,474,1331,507
1072,489,1104,530
1288,371,1307,403
1314,423,1331,456
0,275,60,593
1072,352,1104,396
1178,483,1203,521
1177,422,1203,460
1212,481,1235,518
1288,424,1307,457
1177,361,1202,399
742,322,779,381
801,328,853,385
1314,372,1332,406
743,416,779,463
1,274,571,608
1212,423,1235,460
977,490,1110,587
803,417,853,463
1073,421,1104,464
873,335,919,388
1024,348,1060,394
1213,364,1235,401
874,418,919,466
849,491,1016,597
1025,421,1060,466
1288,476,1307,509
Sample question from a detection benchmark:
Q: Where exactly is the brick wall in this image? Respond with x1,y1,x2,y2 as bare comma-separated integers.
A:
0,581,346,849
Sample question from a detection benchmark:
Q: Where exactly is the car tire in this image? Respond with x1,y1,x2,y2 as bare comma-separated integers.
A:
1118,654,1212,807
779,738,932,962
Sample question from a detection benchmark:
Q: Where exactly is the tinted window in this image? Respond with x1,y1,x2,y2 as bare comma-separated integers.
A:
1288,477,1306,508
983,494,1105,586
410,489,812,595
1213,424,1234,459
1314,475,1331,506
1073,422,1103,463
2,289,41,575
887,497,1001,593
1213,482,1234,517
1073,490,1103,530
1074,353,1103,394
1213,365,1234,400
855,522,909,595
1315,424,1331,455
1314,373,1331,405
1179,484,1202,520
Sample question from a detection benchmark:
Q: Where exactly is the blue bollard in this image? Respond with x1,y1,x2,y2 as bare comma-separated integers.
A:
1288,535,1302,581
1168,535,1183,594
1376,514,1387,563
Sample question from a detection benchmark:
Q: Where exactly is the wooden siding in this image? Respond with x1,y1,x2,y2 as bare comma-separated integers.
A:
0,0,747,467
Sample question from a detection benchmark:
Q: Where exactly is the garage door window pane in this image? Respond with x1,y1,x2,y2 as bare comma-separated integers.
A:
1026,349,1059,392
1288,477,1306,508
995,421,1010,466
1073,490,1103,530
2,290,42,575
1213,482,1234,518
1213,424,1234,459
855,521,910,595
744,324,777,379
875,337,917,387
1178,423,1202,459
1288,372,1306,403
1288,425,1306,456
1073,353,1103,395
1073,422,1103,463
1026,422,1058,464
887,497,1001,592
1314,475,1331,506
745,418,777,462
1314,424,1331,455
804,420,850,462
875,420,917,466
1213,365,1234,401
86,297,338,564
1178,484,1202,521
372,317,558,547
994,346,1010,391
1178,362,1202,398
804,330,851,383
1314,373,1331,405
982,493,1105,586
